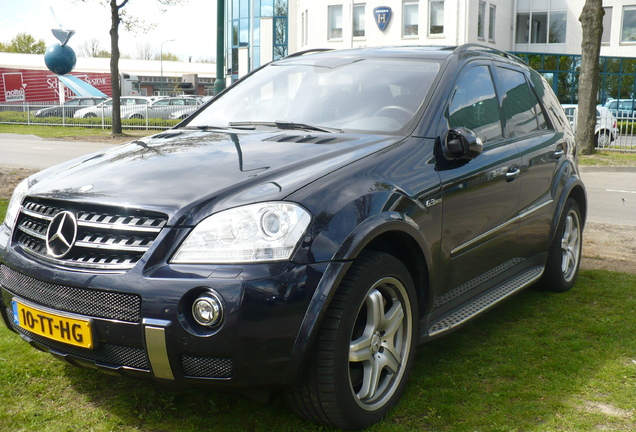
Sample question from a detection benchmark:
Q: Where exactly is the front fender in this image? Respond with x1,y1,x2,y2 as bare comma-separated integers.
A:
332,211,429,261
285,210,437,383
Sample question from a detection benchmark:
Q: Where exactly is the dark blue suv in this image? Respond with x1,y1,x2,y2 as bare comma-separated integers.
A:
1,45,586,429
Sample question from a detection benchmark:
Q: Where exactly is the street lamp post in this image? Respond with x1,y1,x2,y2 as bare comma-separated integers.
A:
160,39,175,96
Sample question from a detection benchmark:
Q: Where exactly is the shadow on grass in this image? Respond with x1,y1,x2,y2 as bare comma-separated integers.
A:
55,270,636,431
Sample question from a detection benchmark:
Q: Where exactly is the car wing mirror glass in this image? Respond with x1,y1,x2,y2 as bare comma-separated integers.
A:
443,127,483,160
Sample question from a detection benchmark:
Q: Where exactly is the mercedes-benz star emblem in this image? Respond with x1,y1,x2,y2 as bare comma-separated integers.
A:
46,211,78,258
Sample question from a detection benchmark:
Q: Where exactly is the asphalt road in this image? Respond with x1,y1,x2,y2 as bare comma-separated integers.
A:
1,133,634,226
0,133,114,169
580,167,636,227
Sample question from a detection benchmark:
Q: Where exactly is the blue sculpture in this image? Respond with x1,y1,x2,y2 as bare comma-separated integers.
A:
44,29,76,75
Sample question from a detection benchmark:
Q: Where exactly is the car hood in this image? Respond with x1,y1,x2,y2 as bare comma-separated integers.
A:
27,129,402,225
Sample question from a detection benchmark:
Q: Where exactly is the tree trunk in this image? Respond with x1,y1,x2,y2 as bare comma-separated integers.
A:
109,0,126,135
577,0,604,155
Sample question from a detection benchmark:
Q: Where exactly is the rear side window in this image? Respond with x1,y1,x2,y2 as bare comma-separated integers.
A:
497,67,543,137
447,65,503,143
529,70,562,131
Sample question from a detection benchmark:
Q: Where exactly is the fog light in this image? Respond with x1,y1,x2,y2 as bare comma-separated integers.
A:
192,293,223,327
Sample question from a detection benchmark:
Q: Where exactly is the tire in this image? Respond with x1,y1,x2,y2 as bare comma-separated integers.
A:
131,114,144,120
540,198,583,292
288,251,418,430
595,130,611,148
84,113,97,118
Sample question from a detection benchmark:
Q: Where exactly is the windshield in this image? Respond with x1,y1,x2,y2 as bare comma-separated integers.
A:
187,57,440,133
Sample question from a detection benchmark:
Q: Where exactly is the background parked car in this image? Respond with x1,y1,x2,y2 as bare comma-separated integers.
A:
562,104,618,147
603,98,636,119
126,96,204,120
34,97,107,118
73,96,157,119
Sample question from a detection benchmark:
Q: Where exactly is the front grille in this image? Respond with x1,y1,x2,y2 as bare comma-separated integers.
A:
6,307,149,370
182,355,234,378
15,198,168,271
1,265,142,322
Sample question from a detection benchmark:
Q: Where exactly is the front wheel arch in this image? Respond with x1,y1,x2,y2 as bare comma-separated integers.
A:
288,251,419,429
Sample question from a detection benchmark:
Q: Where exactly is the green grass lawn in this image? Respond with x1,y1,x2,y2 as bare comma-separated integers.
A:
578,150,636,167
1,270,634,431
0,124,152,140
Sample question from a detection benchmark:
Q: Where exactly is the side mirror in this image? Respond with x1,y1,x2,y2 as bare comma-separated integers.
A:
443,127,483,160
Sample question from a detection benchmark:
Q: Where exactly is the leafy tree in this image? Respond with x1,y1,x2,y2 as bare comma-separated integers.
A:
157,52,180,62
577,0,604,155
0,33,46,54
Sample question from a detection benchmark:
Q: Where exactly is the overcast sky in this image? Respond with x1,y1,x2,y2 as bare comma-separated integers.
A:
0,0,217,62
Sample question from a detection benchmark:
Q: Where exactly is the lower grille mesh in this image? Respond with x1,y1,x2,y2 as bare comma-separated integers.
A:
182,355,234,378
1,265,141,323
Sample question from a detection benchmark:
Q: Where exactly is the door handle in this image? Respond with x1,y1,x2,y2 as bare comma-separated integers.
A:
506,166,520,181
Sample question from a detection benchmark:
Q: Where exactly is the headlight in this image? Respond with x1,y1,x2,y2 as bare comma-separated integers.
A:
4,178,29,231
171,202,311,264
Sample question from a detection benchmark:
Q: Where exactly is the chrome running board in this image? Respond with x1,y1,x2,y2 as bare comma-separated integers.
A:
427,266,544,337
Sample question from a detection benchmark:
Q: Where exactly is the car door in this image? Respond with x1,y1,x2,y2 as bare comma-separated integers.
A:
149,99,170,118
436,63,522,303
499,66,572,259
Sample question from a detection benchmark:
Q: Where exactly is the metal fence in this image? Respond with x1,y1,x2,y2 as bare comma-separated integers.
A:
563,107,636,152
0,101,186,130
2,100,636,151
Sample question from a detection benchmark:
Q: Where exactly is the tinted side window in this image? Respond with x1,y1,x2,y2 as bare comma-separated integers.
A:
447,65,503,143
498,67,541,137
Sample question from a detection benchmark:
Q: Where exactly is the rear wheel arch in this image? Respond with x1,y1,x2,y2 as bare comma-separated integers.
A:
567,184,587,228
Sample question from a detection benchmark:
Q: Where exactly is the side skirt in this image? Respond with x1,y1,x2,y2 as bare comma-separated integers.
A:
426,266,544,338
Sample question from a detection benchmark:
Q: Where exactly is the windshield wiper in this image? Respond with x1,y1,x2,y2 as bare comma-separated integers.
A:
228,121,343,134
184,125,254,131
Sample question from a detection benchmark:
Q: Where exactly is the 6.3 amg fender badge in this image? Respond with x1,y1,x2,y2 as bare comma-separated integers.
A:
46,211,78,258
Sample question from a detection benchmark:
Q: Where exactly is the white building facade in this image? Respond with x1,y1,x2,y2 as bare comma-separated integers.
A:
295,0,514,52
291,0,636,58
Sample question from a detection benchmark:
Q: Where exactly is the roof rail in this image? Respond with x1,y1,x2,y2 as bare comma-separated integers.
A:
453,43,527,65
284,48,333,59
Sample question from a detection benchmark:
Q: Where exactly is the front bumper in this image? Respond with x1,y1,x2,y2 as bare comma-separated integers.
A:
0,248,337,389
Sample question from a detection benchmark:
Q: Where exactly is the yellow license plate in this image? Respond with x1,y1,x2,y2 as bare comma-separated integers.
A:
12,300,93,349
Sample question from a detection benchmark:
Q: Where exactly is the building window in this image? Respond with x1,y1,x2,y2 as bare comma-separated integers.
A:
429,0,444,35
516,13,529,43
478,2,486,39
621,5,636,42
328,5,343,40
489,4,496,41
549,11,566,43
602,7,612,44
403,2,419,37
353,4,365,37
531,12,548,43
516,11,566,44
302,10,309,46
